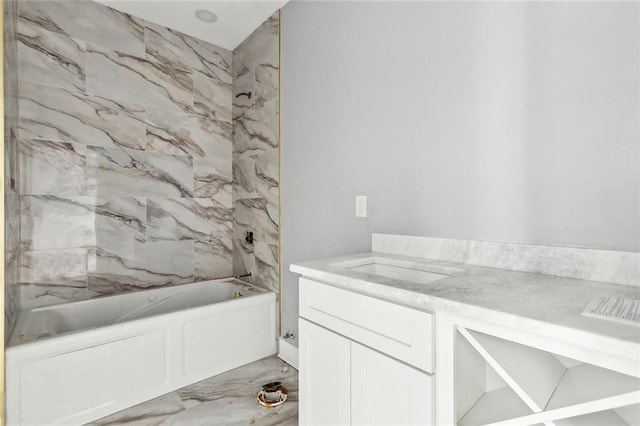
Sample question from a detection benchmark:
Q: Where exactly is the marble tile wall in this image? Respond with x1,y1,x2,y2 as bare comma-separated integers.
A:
4,0,21,340
232,12,280,296
17,0,234,308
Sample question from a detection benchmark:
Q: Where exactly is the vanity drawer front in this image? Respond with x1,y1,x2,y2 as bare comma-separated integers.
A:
299,278,433,372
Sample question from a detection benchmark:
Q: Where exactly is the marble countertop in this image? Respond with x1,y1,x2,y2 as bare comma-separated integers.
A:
291,252,640,355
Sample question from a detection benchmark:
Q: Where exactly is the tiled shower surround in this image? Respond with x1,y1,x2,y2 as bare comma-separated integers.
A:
232,13,280,295
13,0,280,310
4,0,21,338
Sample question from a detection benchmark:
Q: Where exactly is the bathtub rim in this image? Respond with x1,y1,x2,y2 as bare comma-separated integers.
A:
6,279,277,426
8,278,273,350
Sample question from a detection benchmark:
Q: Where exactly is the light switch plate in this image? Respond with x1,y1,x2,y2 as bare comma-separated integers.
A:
355,195,367,218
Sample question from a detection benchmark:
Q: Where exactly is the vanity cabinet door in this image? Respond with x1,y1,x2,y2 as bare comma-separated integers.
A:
299,319,351,426
351,342,433,426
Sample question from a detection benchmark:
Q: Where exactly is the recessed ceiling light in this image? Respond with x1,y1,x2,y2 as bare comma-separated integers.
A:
195,9,218,24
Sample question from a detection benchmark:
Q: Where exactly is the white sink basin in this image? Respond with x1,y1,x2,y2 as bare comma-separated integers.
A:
332,257,459,285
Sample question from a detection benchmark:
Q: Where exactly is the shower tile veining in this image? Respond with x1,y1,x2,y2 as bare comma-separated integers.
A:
91,356,298,426
15,0,238,308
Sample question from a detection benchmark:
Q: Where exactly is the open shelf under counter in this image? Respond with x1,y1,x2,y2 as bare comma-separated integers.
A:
459,327,565,412
545,363,640,412
454,323,640,426
458,386,534,426
553,409,633,426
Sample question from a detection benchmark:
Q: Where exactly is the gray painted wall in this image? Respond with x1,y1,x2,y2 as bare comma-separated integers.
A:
281,1,640,343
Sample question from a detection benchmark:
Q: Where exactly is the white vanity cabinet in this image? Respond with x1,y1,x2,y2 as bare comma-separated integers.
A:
293,238,640,426
298,278,434,425
299,319,351,425
350,340,432,425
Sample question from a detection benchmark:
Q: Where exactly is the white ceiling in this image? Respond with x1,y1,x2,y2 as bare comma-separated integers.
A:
95,0,288,50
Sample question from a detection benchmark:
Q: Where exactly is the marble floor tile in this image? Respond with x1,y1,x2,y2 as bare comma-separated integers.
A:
91,356,298,426
91,393,185,426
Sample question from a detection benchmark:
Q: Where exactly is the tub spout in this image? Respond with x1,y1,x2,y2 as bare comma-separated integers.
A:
234,271,252,279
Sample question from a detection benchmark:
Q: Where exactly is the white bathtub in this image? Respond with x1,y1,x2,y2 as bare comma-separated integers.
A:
6,279,277,425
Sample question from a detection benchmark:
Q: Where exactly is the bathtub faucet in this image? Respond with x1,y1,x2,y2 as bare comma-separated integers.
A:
234,271,252,279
